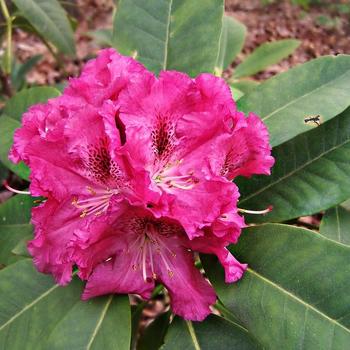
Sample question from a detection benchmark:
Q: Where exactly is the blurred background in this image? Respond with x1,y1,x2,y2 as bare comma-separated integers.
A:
6,0,350,88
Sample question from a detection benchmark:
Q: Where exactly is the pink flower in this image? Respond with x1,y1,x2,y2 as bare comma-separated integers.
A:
118,70,273,239
78,203,217,321
9,49,274,321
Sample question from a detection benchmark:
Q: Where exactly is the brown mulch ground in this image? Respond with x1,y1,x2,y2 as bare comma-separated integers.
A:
11,0,350,85
226,0,350,79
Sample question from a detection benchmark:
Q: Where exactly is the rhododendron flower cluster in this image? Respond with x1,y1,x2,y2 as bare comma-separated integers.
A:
9,49,274,321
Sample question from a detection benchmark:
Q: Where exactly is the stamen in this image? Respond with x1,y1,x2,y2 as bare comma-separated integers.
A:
238,205,273,215
142,245,147,282
154,236,176,258
167,181,195,190
3,181,30,195
157,248,174,278
72,187,117,218
148,243,156,280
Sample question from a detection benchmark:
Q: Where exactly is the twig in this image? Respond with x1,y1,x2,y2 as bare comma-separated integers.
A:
0,0,12,74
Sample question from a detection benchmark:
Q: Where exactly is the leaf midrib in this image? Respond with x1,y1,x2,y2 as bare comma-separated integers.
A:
185,320,201,350
246,268,350,334
162,0,173,70
86,295,114,350
239,135,350,204
0,281,59,331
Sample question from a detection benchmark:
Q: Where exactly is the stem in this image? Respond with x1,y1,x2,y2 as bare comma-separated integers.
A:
0,0,12,74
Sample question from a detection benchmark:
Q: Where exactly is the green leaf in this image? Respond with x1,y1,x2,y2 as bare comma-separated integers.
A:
88,29,113,47
46,295,131,350
4,86,60,121
237,55,350,147
215,15,246,74
237,107,350,223
0,87,60,179
12,0,75,55
138,311,171,350
230,85,244,100
11,55,42,91
0,194,33,225
234,39,300,79
0,116,29,179
113,0,224,76
0,224,32,265
0,260,131,349
161,315,259,350
0,195,33,265
203,224,350,349
230,79,259,95
0,162,8,184
320,205,350,246
11,236,31,257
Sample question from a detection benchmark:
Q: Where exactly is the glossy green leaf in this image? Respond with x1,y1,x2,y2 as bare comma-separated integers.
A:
237,55,350,146
0,260,131,349
88,29,113,47
320,205,350,246
113,0,224,76
215,15,246,74
0,87,60,179
161,315,259,350
46,295,131,350
0,116,29,179
0,224,32,265
237,107,350,223
234,39,300,79
12,0,75,55
11,236,31,257
4,87,60,121
138,311,171,350
0,260,81,349
230,79,259,95
0,194,33,225
0,163,8,183
230,86,244,100
0,195,33,265
11,55,42,91
203,224,350,349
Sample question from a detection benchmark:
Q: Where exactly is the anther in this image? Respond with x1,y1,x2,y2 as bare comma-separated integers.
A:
87,186,96,195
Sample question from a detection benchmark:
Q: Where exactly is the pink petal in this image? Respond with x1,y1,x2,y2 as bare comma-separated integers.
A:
209,113,275,180
154,238,217,321
190,233,247,283
28,198,83,284
64,49,149,107
82,258,155,300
